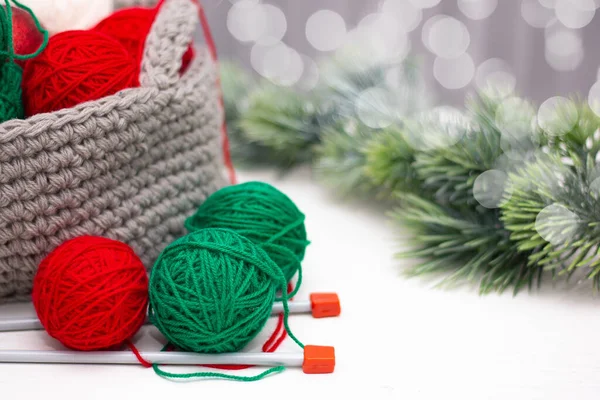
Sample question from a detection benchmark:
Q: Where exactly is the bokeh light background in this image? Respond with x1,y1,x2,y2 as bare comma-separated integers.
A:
201,0,600,245
203,0,600,108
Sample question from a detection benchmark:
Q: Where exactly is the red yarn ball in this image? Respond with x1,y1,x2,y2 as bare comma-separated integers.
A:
92,6,195,79
32,236,149,351
21,30,137,116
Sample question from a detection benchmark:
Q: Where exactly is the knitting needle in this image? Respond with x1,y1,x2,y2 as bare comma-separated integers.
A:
0,303,306,332
0,293,340,332
0,349,302,366
0,345,335,373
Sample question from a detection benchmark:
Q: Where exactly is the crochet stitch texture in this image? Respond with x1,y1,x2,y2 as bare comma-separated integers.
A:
0,0,228,302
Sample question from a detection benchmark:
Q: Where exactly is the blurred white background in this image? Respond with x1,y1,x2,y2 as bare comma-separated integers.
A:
202,0,600,107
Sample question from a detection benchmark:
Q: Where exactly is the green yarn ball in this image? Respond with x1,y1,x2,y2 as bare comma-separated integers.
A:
0,62,24,122
148,228,288,353
184,181,309,285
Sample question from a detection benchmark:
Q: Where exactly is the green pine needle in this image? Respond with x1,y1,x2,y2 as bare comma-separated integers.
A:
410,106,499,207
364,125,418,196
392,193,541,294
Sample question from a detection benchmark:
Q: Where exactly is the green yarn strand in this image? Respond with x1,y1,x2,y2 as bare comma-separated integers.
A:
263,242,303,300
0,0,48,61
275,275,304,349
150,344,286,382
185,181,310,292
152,363,285,382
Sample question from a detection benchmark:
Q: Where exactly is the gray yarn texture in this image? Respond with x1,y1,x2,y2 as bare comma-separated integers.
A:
0,0,228,303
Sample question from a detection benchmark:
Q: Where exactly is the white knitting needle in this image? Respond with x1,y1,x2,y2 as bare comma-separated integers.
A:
0,302,309,332
0,349,303,366
0,293,340,333
0,345,336,373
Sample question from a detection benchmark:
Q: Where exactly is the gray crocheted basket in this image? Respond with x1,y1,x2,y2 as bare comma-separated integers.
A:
0,0,229,303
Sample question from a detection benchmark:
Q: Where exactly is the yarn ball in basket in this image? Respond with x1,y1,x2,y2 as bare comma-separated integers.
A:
0,62,24,122
32,236,149,351
92,5,195,78
22,30,137,116
18,0,113,34
148,228,287,353
184,181,309,285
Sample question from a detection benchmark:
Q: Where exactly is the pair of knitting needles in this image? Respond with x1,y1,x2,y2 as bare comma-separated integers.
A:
0,293,339,373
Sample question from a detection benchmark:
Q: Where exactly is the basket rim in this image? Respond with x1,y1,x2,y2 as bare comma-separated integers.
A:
0,46,214,141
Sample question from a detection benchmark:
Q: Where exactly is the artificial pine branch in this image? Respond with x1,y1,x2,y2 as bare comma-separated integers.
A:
238,83,321,168
312,121,376,197
398,95,600,292
364,125,418,196
220,61,253,126
222,49,428,174
410,108,494,207
316,52,428,122
501,152,600,286
220,61,277,167
384,95,541,292
311,55,428,196
391,193,541,294
220,48,600,294
545,100,600,161
497,101,600,285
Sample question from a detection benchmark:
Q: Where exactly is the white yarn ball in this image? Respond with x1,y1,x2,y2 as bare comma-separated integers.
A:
20,0,115,34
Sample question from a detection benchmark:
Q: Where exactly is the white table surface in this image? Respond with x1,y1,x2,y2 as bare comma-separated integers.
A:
1,166,600,400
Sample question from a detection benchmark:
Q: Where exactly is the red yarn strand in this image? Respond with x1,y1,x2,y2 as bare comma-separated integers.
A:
263,314,287,353
127,341,153,368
